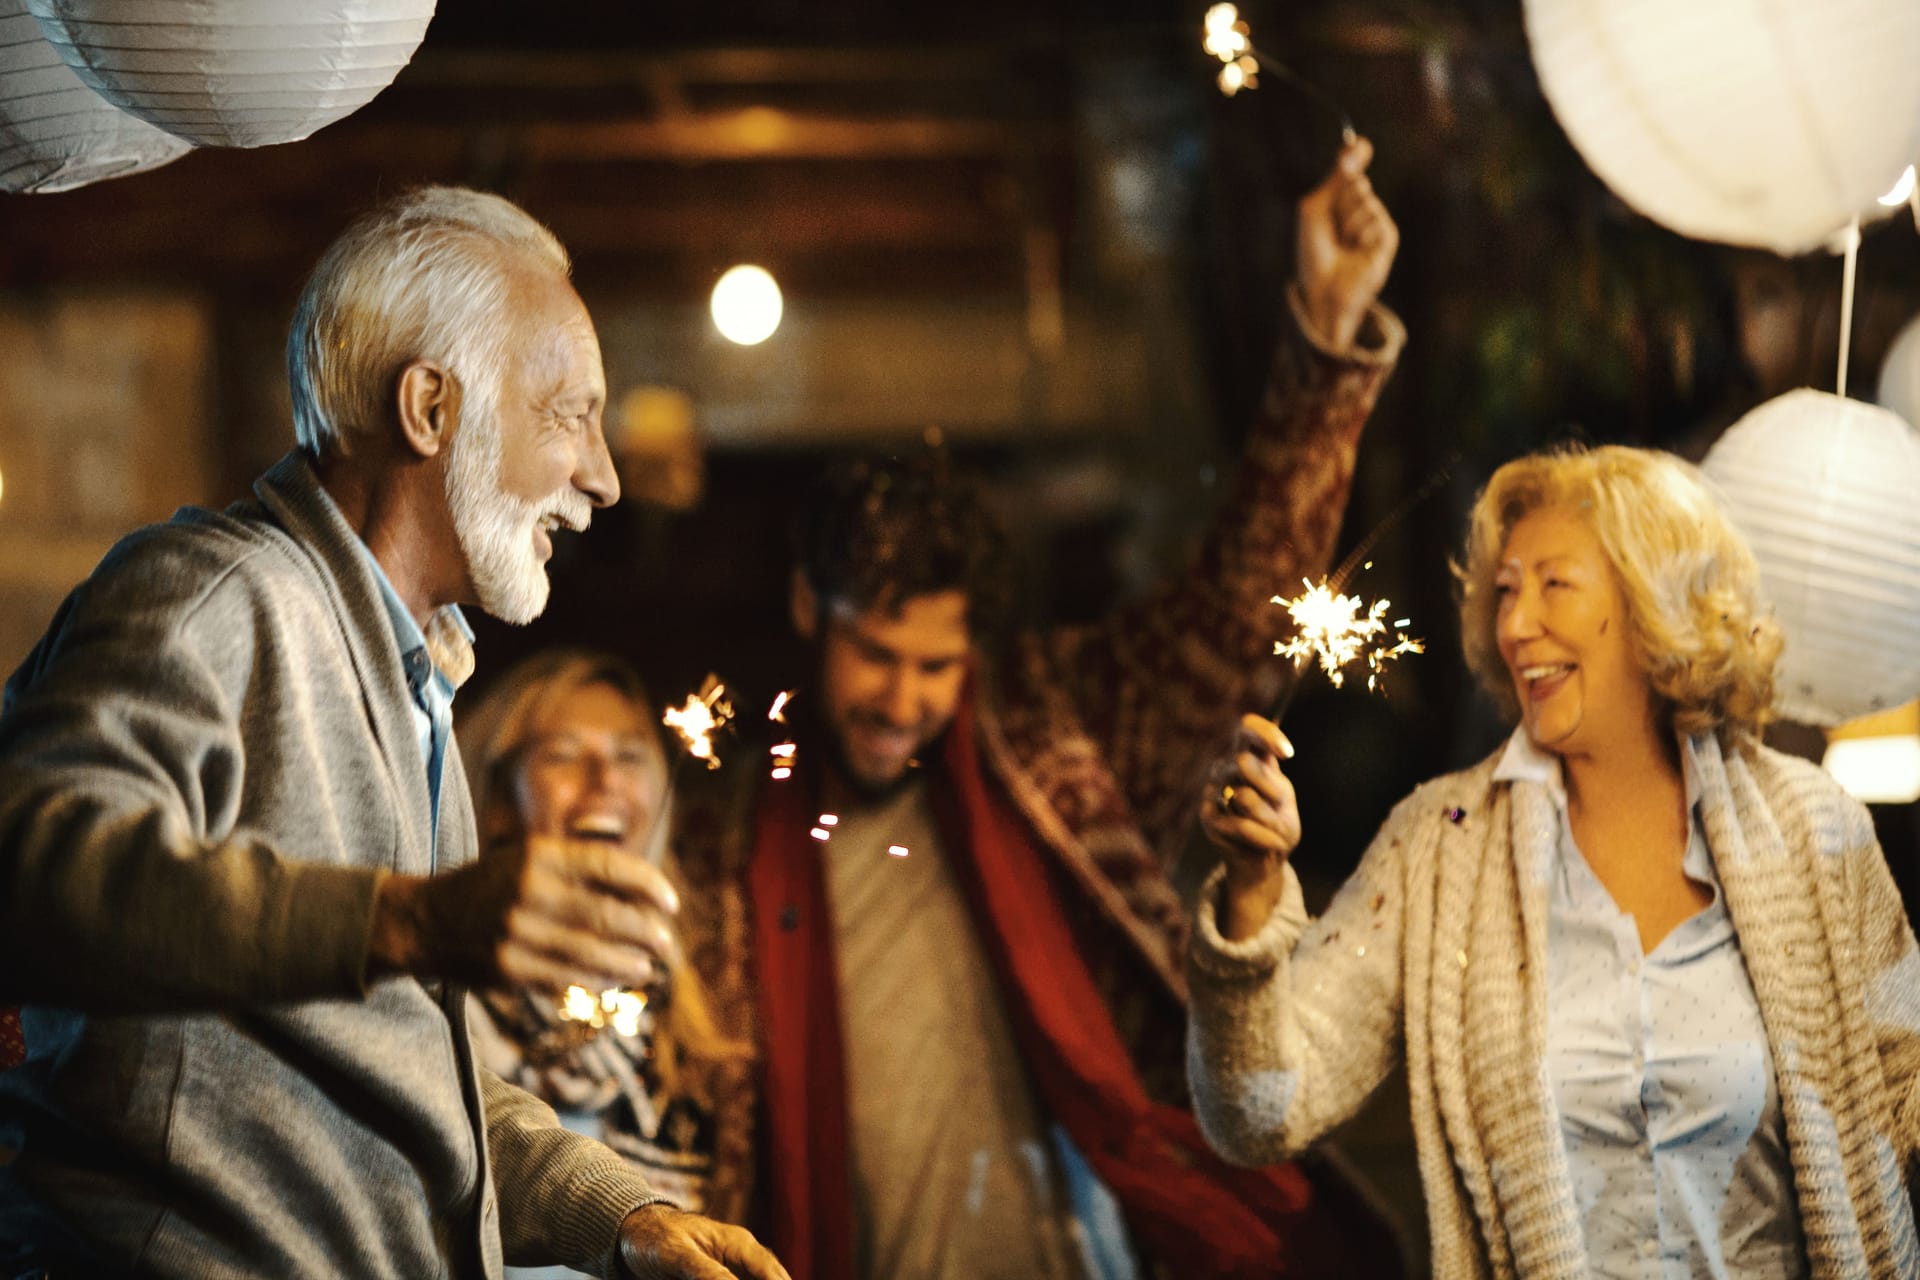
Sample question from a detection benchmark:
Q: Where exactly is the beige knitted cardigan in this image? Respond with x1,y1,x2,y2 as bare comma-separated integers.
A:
1188,732,1920,1279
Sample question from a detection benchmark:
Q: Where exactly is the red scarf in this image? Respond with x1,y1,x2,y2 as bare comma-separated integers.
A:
749,696,1383,1279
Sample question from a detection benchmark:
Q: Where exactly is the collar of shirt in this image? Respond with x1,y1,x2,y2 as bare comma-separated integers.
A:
356,553,471,705
1491,726,1726,963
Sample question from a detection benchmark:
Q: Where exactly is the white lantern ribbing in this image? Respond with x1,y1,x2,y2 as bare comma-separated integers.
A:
1877,312,1920,428
1701,389,1920,725
0,3,188,193
26,0,437,149
1523,0,1920,255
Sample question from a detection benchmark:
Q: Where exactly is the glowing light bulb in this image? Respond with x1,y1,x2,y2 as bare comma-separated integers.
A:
1879,165,1916,208
710,264,783,345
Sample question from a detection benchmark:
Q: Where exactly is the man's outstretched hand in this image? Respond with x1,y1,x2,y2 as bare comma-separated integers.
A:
618,1204,791,1280
1295,135,1399,355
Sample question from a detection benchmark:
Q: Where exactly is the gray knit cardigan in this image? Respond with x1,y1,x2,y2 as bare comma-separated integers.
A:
0,451,661,1277
1188,731,1920,1279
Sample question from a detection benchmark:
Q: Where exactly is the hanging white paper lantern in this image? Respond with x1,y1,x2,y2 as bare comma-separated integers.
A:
25,0,437,149
1877,311,1920,428
1523,0,1920,255
1701,389,1920,725
0,3,189,193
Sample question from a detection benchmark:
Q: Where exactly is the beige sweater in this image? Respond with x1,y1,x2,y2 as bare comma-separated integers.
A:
1188,731,1920,1279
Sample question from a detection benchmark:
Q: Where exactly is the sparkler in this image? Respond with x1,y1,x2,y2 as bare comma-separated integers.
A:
557,673,737,1041
1264,462,1456,725
1200,2,1355,144
662,675,735,770
1270,575,1423,709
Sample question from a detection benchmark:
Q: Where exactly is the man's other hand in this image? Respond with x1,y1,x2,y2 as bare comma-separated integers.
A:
1295,135,1398,355
618,1204,791,1280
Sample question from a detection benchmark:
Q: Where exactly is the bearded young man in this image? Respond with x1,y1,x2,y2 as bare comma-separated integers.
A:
667,139,1410,1280
0,188,786,1280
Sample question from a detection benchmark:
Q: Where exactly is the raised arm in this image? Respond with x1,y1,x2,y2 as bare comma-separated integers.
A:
1033,139,1406,854
1186,715,1411,1164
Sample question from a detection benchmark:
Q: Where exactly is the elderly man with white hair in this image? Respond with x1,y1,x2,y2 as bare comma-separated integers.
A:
0,187,788,1280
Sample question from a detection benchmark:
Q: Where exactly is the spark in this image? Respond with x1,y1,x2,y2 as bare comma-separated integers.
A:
558,985,648,1038
1272,578,1425,692
818,813,839,827
662,675,734,769
768,690,793,723
810,827,832,842
1203,4,1259,96
887,845,910,858
1203,4,1250,61
560,985,600,1024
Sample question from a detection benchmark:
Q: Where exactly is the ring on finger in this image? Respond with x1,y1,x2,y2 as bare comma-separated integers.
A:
1216,783,1238,814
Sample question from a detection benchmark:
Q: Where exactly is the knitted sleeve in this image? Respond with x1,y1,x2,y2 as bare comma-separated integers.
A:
1184,795,1417,1164
1844,797,1920,1168
0,527,384,1009
482,1067,669,1275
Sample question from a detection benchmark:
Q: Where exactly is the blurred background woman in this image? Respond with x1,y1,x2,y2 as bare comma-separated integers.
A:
1188,445,1920,1278
459,650,750,1277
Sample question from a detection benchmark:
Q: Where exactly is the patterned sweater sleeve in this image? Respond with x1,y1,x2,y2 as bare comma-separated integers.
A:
1185,792,1421,1164
1843,797,1920,1168
1034,289,1404,856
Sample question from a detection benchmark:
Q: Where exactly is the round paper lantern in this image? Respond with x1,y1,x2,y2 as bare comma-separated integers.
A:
0,3,189,193
26,0,437,149
1523,0,1920,255
1701,389,1920,724
1878,311,1920,428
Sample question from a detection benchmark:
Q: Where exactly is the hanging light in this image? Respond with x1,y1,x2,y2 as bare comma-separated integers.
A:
1822,701,1920,804
1879,165,1917,208
710,264,782,346
1701,389,1920,725
1,1,189,193
25,0,437,149
1879,311,1920,428
1523,0,1920,255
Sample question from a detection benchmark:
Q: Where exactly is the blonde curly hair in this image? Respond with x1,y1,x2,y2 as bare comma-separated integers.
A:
1455,444,1782,740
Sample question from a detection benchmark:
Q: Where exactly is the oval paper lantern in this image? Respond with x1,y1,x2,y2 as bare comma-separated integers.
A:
26,0,436,149
1524,0,1920,255
1701,389,1920,724
0,3,189,193
1878,311,1920,428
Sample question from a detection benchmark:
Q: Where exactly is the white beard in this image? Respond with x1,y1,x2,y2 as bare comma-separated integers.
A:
444,407,591,625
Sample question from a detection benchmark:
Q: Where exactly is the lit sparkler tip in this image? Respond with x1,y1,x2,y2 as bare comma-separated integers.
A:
818,813,839,827
887,844,910,858
771,767,793,780
1203,3,1257,96
1272,576,1424,693
768,690,793,723
560,985,600,1024
810,827,832,842
663,674,736,769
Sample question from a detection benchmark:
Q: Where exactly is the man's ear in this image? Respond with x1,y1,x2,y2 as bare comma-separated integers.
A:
396,359,458,461
789,568,819,641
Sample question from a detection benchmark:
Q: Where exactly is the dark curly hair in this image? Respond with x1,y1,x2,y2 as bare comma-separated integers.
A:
793,452,1009,635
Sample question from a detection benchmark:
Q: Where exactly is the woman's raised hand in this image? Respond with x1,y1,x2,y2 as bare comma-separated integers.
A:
1199,713,1301,940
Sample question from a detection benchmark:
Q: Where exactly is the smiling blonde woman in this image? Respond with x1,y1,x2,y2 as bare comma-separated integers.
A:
457,649,750,1270
1189,444,1920,1279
